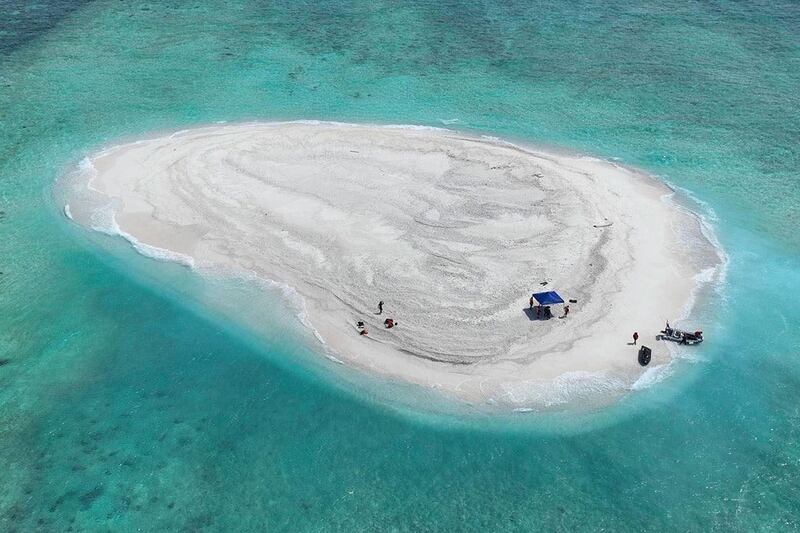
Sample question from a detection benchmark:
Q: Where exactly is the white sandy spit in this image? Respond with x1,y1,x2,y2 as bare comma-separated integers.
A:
62,122,722,409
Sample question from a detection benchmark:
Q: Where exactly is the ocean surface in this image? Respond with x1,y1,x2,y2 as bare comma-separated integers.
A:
1,0,799,530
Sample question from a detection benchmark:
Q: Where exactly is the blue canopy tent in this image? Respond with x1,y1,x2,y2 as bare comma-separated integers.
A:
532,291,564,306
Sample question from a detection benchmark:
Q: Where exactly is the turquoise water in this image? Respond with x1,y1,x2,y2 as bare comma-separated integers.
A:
2,0,800,530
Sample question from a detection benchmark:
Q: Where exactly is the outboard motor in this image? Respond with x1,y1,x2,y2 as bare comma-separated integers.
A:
638,346,652,366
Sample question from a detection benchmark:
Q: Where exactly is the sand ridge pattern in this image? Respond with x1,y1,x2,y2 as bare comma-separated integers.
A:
64,122,718,409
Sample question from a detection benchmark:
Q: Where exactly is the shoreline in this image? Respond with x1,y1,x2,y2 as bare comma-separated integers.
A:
59,121,725,410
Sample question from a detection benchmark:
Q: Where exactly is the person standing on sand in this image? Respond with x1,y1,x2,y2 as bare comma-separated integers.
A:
529,296,534,310
378,300,384,314
633,331,639,345
562,305,570,318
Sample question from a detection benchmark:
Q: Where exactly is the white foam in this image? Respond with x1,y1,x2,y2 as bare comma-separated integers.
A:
84,202,196,268
78,156,95,173
88,204,121,236
694,266,718,284
79,156,104,194
662,180,729,290
492,370,629,409
195,263,327,347
630,362,672,391
667,181,720,223
116,224,196,268
658,184,729,329
168,129,193,139
382,123,449,132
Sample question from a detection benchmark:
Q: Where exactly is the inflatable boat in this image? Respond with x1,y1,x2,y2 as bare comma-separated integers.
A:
657,327,703,345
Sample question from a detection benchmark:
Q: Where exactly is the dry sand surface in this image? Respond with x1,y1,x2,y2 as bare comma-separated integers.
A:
63,122,721,409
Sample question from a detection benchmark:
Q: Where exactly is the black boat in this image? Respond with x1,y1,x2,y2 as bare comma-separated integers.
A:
657,326,703,345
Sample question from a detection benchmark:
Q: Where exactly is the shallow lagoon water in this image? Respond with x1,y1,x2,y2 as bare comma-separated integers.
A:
2,0,800,530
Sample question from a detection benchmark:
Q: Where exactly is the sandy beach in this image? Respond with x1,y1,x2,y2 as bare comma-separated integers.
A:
63,122,720,408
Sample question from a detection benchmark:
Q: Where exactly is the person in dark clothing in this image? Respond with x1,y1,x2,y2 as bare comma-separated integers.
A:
529,296,534,309
378,301,384,314
633,331,639,345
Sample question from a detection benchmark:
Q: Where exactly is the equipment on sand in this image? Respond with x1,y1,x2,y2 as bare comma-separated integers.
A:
529,291,564,321
638,346,652,366
657,327,703,345
531,291,564,306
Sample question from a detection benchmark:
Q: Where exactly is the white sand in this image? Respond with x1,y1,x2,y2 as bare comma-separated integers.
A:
64,122,720,409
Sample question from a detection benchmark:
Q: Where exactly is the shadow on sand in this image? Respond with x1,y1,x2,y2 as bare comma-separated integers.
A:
523,307,553,321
